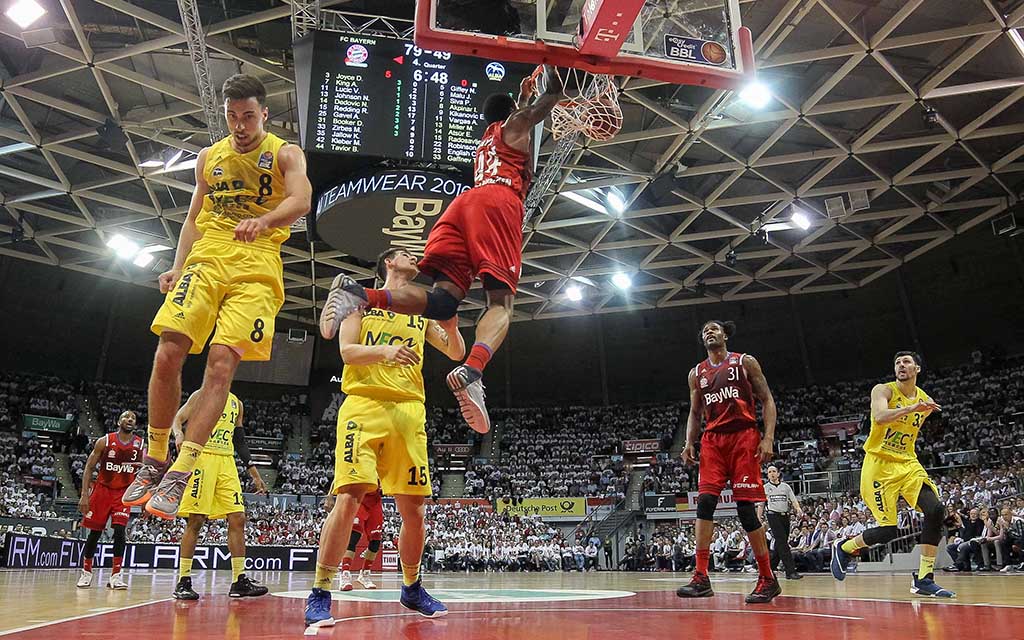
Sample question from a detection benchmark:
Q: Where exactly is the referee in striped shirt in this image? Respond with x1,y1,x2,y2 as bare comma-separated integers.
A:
759,465,805,580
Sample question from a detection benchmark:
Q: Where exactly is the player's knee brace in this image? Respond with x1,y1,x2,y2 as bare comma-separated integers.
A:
862,525,900,546
111,524,126,556
920,502,946,546
736,501,762,533
695,493,718,521
367,538,381,553
423,288,460,320
347,530,361,552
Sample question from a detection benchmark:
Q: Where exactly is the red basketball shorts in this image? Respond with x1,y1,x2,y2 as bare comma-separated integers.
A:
419,183,524,294
353,494,384,541
82,483,130,531
697,428,766,502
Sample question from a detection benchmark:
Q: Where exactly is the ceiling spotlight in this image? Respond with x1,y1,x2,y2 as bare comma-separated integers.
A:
739,80,771,109
566,285,583,302
922,106,939,127
561,190,608,214
791,210,811,231
612,272,632,289
133,253,155,268
606,189,626,215
725,250,737,267
6,0,46,29
106,233,140,260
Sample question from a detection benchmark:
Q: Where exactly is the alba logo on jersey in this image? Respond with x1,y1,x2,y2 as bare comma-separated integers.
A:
704,386,740,405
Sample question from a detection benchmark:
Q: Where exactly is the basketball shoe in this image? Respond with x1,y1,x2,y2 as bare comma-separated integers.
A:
447,365,490,434
745,575,781,603
400,580,448,618
145,470,191,519
357,570,377,589
76,569,93,588
320,275,367,339
675,573,714,598
339,569,354,591
122,456,167,506
305,588,335,627
911,573,955,598
107,572,128,590
173,577,199,600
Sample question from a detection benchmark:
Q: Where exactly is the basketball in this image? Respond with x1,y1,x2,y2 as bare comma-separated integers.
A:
701,41,728,65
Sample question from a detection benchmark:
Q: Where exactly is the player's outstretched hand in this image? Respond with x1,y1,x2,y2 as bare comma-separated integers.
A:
234,217,269,243
158,268,181,293
682,444,698,465
755,437,774,462
914,400,941,413
382,344,420,366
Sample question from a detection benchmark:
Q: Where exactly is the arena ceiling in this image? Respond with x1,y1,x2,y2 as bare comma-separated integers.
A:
0,0,1023,326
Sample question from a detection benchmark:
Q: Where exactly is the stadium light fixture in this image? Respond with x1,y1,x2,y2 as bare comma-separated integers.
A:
133,253,155,268
791,210,811,231
164,148,185,170
739,80,771,110
561,190,608,214
612,272,632,289
6,0,46,29
106,234,140,260
606,189,626,215
566,284,583,301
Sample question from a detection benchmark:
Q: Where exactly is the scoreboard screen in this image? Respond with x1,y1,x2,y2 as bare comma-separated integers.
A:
302,31,531,165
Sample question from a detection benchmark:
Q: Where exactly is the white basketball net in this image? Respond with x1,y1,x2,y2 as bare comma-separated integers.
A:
535,67,622,142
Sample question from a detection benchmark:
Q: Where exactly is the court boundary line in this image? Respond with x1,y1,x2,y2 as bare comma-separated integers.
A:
0,598,171,636
322,606,865,625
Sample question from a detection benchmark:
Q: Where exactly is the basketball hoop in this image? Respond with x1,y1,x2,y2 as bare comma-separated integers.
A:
530,66,622,142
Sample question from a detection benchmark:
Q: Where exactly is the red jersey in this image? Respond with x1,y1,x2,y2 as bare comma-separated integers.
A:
95,432,144,490
693,352,759,433
473,120,532,199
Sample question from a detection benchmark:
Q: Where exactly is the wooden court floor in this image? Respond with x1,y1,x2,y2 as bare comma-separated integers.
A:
1,569,1021,639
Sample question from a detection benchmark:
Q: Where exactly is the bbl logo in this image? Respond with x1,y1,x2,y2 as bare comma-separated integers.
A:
258,151,274,170
485,61,506,81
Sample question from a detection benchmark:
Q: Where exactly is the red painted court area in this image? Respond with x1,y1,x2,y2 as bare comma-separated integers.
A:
4,588,1021,640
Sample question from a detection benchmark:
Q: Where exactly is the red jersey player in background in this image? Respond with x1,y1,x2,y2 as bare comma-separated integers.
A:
77,410,144,590
318,66,565,435
676,321,782,604
327,487,385,591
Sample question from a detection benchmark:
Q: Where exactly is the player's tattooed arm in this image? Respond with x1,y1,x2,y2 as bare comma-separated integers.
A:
426,317,466,361
743,355,776,462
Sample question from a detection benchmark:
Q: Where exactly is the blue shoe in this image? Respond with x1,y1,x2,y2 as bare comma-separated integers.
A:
304,588,335,627
400,580,448,618
831,538,851,581
911,573,955,598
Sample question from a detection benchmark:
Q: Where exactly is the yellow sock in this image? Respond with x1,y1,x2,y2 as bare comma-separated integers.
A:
314,562,338,590
231,557,246,582
179,557,192,579
918,554,936,578
401,562,420,586
169,442,204,475
147,426,171,463
841,538,863,554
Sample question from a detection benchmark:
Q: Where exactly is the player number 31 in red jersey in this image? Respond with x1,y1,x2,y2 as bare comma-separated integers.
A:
677,320,782,604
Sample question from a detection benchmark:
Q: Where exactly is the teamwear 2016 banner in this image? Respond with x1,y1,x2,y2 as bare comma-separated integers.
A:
0,533,398,571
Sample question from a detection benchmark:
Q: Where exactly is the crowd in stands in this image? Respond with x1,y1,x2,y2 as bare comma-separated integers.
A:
462,404,679,501
242,398,295,440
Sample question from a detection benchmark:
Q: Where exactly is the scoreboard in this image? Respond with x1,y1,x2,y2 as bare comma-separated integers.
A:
302,31,531,165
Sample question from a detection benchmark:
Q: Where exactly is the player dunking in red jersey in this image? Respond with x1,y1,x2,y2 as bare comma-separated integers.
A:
319,66,565,434
677,320,782,604
77,410,144,590
331,488,385,590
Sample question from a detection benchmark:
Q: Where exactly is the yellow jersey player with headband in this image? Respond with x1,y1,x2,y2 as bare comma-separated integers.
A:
124,73,311,521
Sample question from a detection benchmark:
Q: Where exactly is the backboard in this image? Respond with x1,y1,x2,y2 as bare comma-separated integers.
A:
416,0,754,88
